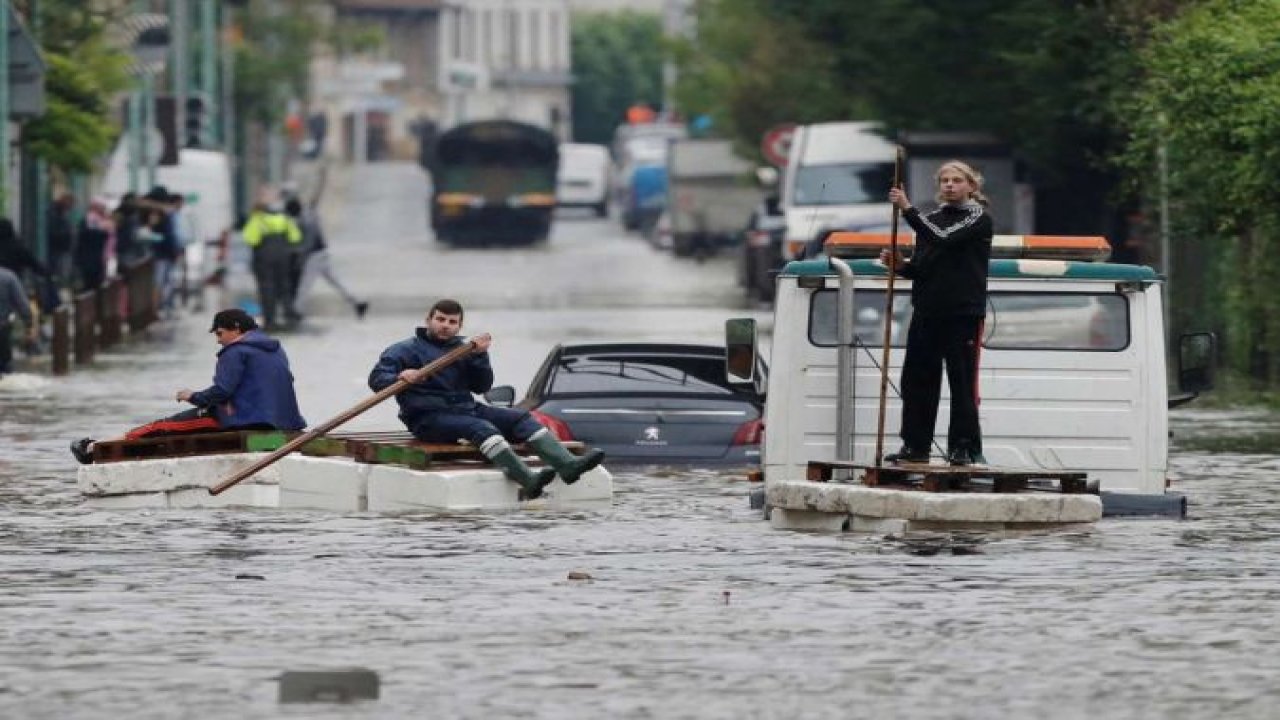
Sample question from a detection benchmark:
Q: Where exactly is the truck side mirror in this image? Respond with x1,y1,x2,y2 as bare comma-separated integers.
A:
1178,332,1216,394
484,385,516,407
725,318,758,384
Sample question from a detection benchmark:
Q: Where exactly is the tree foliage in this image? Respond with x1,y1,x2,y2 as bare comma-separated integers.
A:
1121,0,1280,385
233,0,323,127
15,0,130,174
570,11,664,144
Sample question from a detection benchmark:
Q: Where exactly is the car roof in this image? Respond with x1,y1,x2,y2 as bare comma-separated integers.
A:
557,342,726,357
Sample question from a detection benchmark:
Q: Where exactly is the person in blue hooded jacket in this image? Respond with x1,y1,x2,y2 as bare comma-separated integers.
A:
70,308,306,464
368,298,604,500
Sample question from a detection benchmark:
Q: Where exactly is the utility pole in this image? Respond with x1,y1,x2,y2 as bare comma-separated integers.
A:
198,0,217,143
171,0,189,153
0,0,10,214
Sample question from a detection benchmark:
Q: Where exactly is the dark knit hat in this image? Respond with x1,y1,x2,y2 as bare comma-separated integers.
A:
210,308,258,333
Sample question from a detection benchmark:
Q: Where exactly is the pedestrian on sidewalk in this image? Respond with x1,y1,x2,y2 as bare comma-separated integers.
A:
879,160,994,467
285,197,368,319
0,266,37,376
242,190,303,330
368,299,606,500
48,193,76,290
74,198,114,291
70,308,307,464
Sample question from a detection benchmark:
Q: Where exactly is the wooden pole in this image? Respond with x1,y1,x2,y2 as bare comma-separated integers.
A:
874,147,905,466
209,339,478,495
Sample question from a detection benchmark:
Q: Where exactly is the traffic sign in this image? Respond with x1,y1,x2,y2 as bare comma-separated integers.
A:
761,123,797,167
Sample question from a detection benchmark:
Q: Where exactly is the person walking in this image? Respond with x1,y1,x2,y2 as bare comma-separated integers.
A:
70,308,307,464
242,190,303,330
368,299,605,500
285,197,368,319
0,266,37,376
879,160,994,466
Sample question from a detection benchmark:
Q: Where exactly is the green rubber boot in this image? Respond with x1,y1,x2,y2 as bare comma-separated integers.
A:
527,429,606,486
481,436,556,500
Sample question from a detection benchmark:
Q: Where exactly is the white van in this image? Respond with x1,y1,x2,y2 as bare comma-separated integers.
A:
556,142,611,217
100,141,235,302
780,121,897,261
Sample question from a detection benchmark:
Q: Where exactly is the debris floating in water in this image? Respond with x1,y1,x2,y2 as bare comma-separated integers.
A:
567,571,593,581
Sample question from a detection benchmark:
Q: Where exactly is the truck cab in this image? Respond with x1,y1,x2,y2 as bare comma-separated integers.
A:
729,233,1214,517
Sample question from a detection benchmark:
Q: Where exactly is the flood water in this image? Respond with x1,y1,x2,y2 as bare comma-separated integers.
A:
2,163,1278,719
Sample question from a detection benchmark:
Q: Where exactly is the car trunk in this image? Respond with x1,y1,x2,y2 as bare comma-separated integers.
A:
543,396,757,461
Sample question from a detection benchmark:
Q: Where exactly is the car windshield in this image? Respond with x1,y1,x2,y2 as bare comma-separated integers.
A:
792,162,895,205
549,354,739,395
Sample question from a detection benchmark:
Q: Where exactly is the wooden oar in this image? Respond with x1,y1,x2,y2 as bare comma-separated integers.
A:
874,146,906,467
208,339,479,496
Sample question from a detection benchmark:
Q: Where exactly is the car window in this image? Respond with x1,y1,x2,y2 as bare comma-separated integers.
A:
792,162,895,206
549,354,739,395
808,289,1130,351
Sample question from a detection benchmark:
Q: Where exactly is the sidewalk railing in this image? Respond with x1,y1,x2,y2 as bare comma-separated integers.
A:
45,257,161,376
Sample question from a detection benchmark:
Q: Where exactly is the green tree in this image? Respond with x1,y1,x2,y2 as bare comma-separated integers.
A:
570,11,664,144
672,0,849,161
1121,0,1280,386
16,0,130,174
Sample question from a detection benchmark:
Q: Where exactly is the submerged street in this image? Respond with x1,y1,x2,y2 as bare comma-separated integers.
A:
2,163,1279,719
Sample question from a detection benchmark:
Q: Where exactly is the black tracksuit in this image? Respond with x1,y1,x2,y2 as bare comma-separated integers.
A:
895,200,993,456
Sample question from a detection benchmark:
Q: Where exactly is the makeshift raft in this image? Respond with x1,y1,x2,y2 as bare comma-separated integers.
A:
766,460,1102,533
77,430,613,511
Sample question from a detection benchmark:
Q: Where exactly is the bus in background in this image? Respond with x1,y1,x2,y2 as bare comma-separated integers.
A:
429,120,559,246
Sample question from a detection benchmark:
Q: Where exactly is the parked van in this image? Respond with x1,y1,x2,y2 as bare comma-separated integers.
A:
556,143,610,216
780,122,896,261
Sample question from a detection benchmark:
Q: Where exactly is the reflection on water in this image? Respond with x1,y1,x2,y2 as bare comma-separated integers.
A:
4,377,1280,718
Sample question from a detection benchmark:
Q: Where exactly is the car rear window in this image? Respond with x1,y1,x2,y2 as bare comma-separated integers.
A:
549,354,738,395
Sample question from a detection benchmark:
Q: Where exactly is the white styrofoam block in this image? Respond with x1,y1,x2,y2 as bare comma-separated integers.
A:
81,492,171,509
541,466,613,504
366,466,518,512
769,507,847,532
767,479,1102,527
366,463,615,512
77,453,282,496
167,483,280,509
279,456,371,511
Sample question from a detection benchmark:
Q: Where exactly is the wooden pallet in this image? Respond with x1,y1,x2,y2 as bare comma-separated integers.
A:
345,439,585,471
806,460,1090,494
93,430,294,463
91,429,583,471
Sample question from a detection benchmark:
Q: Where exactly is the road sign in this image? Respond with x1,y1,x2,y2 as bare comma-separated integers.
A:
761,123,797,168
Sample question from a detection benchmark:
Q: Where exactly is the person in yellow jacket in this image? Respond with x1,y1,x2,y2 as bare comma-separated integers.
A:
242,191,303,330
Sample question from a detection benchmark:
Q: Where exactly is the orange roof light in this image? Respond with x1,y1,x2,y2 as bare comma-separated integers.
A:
825,232,1112,262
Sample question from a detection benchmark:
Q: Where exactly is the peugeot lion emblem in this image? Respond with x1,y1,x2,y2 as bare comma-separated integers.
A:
643,426,661,441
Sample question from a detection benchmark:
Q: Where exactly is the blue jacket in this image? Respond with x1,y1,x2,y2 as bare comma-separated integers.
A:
368,329,492,426
189,330,307,430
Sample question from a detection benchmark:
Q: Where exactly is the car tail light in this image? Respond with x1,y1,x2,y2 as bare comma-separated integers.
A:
531,410,575,441
731,419,763,446
747,230,771,248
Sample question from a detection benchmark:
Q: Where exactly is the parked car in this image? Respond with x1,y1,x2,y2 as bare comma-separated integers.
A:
738,194,786,302
485,343,766,465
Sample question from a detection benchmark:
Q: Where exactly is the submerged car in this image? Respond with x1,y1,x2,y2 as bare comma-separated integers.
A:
485,342,766,465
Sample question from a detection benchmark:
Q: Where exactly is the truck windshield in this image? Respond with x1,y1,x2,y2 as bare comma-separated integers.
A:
808,289,1130,351
792,162,895,205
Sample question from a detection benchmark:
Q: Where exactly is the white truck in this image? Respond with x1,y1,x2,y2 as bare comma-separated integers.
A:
666,138,761,258
727,232,1214,520
779,122,898,261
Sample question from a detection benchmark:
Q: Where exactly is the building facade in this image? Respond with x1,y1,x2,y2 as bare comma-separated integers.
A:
318,0,571,163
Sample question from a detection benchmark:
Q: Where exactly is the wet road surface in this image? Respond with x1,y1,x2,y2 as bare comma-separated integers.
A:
1,163,1278,719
